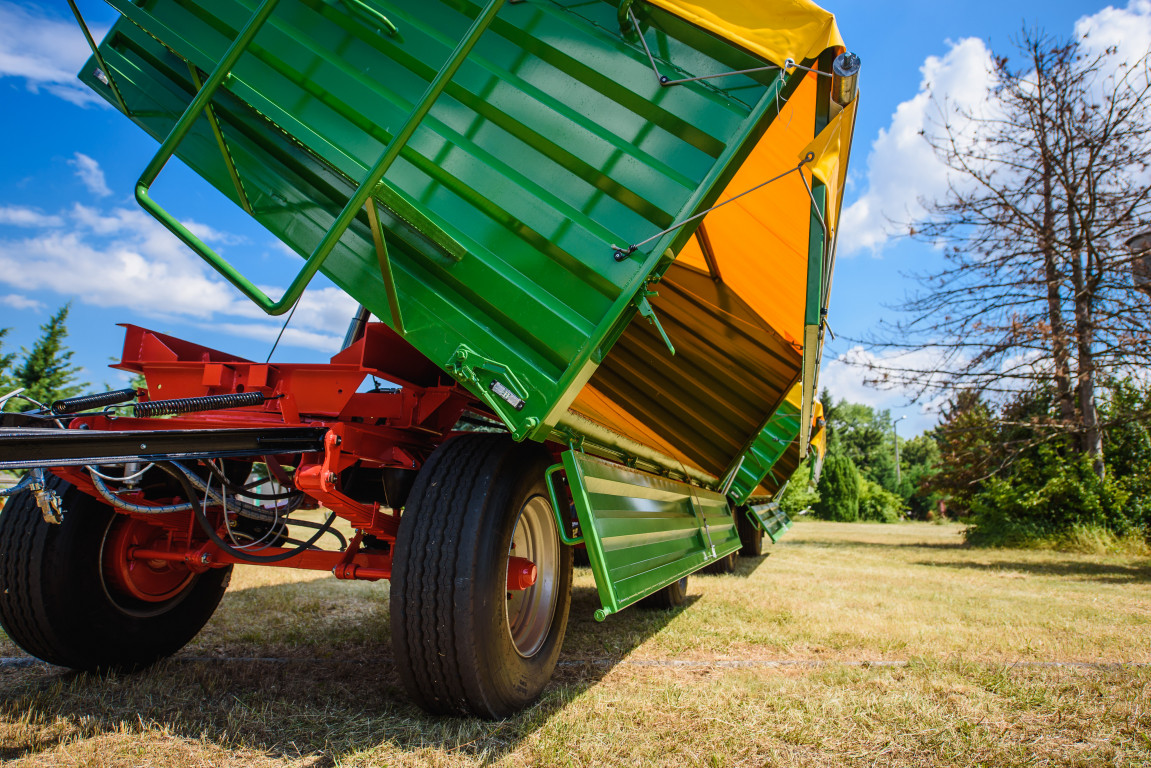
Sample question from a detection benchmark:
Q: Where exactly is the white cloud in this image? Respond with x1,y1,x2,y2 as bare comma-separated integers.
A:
1076,0,1151,63
68,152,111,197
0,200,358,356
842,1,1151,257
207,322,346,354
840,38,997,256
0,294,43,311
0,206,62,228
820,345,955,434
0,2,107,107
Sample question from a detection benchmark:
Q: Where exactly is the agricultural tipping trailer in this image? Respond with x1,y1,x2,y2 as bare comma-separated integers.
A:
0,0,857,717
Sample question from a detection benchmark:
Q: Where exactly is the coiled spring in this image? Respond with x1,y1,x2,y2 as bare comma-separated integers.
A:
52,388,136,414
133,391,266,417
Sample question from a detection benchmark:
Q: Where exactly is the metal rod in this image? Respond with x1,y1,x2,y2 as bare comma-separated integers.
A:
341,305,372,350
694,222,722,282
365,202,405,334
187,63,253,214
66,0,131,116
337,0,398,36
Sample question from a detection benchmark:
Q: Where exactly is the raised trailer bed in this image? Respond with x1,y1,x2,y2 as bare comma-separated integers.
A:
0,0,856,717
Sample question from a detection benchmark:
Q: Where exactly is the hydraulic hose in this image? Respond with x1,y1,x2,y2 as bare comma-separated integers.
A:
159,462,338,564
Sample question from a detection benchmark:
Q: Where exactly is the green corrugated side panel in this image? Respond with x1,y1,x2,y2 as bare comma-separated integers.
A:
562,451,739,621
748,502,792,543
728,395,802,506
81,0,795,442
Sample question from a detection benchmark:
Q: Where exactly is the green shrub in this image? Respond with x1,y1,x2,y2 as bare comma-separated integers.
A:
965,447,1134,547
780,481,820,517
858,479,903,523
813,454,860,521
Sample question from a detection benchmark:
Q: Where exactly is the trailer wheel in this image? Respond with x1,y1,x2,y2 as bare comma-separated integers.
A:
638,576,689,609
0,474,231,671
737,507,764,556
390,434,573,719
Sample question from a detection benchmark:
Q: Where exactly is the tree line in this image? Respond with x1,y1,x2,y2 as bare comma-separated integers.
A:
791,381,1151,551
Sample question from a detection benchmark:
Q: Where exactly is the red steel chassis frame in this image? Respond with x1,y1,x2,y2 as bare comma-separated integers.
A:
49,323,541,594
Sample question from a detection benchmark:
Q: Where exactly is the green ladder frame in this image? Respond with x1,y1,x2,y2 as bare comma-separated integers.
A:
133,0,505,317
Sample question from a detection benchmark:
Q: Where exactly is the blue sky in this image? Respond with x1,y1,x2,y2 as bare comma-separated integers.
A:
0,0,1147,435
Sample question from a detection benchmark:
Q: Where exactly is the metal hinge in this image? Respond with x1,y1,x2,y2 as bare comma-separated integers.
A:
448,345,538,437
634,289,675,356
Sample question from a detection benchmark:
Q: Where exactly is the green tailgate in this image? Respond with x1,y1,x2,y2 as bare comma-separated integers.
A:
748,502,792,543
553,450,740,620
79,0,799,441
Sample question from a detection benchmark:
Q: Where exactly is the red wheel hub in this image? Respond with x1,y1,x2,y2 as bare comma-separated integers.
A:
102,516,194,603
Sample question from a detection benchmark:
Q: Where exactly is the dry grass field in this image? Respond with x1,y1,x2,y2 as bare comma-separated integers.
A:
1,520,1149,767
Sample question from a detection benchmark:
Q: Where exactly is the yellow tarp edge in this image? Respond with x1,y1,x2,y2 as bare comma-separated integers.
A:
646,0,844,67
800,95,859,234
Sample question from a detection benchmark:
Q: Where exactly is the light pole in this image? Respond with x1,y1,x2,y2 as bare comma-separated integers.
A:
1125,231,1151,297
893,414,907,486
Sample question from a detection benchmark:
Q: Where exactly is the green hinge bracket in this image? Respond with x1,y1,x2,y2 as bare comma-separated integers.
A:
447,345,537,438
544,463,584,546
634,288,675,356
132,0,505,317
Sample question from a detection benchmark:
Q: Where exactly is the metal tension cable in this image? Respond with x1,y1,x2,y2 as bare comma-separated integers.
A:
611,152,814,262
625,6,833,88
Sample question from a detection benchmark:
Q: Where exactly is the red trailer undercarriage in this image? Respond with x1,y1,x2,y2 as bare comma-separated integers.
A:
7,321,548,601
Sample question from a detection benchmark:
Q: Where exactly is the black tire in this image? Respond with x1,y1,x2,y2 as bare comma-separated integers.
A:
701,551,737,574
390,434,573,719
638,575,689,609
737,507,764,556
0,474,231,671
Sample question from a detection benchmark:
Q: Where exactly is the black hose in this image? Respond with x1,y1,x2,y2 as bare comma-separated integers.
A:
279,514,348,550
159,463,339,564
202,460,300,501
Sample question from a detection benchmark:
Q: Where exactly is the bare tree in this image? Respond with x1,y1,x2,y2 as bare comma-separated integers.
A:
861,30,1151,479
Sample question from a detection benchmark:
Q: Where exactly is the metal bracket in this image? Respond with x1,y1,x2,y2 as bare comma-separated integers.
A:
544,463,584,546
634,289,675,355
448,345,536,435
617,0,638,35
718,455,744,499
28,469,63,525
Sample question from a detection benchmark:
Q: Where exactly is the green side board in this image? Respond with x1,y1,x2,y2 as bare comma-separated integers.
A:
748,502,792,543
79,0,799,445
727,394,802,506
558,451,740,620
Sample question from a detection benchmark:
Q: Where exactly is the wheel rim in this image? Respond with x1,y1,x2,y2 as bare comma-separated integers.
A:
505,494,560,658
100,515,195,615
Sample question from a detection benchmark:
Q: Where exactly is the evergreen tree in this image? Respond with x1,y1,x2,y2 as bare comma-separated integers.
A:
5,305,87,411
813,454,861,522
0,327,16,396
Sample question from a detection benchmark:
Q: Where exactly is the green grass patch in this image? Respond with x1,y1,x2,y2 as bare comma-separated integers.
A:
1,520,1149,766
